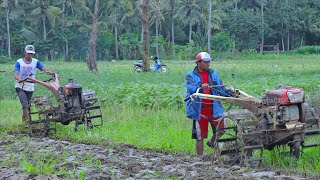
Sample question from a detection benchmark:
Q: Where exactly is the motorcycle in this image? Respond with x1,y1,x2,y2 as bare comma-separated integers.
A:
133,61,169,73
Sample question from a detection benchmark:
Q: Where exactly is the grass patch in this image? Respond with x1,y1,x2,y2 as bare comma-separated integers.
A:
20,152,56,175
54,104,194,153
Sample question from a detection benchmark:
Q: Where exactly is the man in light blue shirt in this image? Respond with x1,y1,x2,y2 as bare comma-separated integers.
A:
14,45,54,123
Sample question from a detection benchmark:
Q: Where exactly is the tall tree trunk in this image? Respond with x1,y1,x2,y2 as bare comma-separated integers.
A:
156,20,159,58
1,35,5,50
287,29,290,51
189,22,192,44
171,5,175,57
141,0,151,72
141,28,144,43
300,35,304,46
6,8,11,58
286,0,289,51
87,0,99,72
232,0,238,53
155,0,161,58
171,0,176,56
43,16,47,41
62,3,65,18
281,37,285,52
65,39,69,61
102,51,106,60
207,0,212,53
260,0,264,54
115,26,119,59
134,48,137,59
62,3,69,61
281,22,285,51
43,15,48,60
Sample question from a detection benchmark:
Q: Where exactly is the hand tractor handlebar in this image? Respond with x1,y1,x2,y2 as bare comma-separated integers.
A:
19,73,60,100
190,85,262,115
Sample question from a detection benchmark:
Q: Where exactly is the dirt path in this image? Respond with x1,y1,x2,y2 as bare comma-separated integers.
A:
0,135,313,179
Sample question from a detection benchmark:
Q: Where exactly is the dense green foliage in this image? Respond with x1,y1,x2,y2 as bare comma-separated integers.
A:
211,32,233,53
1,0,320,61
290,46,320,55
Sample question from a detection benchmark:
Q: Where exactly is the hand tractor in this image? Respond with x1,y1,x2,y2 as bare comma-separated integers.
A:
20,73,103,136
190,85,320,167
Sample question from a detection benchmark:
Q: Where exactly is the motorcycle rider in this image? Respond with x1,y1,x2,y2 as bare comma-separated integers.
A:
152,56,162,71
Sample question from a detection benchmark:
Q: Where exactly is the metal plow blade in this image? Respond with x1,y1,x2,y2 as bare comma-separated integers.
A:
212,109,263,167
75,90,103,131
29,96,57,136
302,106,320,149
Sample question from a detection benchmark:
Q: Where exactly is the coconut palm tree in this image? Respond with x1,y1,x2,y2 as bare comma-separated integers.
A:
29,0,62,59
176,0,202,44
207,0,230,53
150,0,165,58
86,0,99,72
107,0,136,59
0,0,22,58
168,0,177,56
59,0,88,60
140,0,151,72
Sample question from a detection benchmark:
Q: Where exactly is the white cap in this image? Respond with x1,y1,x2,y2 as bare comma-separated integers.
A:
196,52,212,62
25,45,35,54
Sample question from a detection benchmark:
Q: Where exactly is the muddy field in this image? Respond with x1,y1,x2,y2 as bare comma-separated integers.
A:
0,134,315,179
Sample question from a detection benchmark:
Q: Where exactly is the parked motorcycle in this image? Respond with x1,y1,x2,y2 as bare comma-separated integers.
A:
133,61,169,73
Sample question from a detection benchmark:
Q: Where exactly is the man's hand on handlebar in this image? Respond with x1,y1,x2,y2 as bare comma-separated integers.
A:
42,68,55,76
17,78,24,83
18,77,33,83
224,85,239,97
231,89,240,97
46,70,55,76
201,83,210,90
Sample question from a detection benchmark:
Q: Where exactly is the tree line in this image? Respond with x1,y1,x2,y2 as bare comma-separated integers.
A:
1,0,320,61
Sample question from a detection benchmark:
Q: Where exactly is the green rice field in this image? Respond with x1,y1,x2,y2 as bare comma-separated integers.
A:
1,55,320,175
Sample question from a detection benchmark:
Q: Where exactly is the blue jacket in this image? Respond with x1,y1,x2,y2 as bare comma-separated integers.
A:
153,59,162,71
185,67,231,121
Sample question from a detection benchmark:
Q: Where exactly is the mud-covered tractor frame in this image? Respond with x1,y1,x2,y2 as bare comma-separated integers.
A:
190,85,320,167
20,73,103,136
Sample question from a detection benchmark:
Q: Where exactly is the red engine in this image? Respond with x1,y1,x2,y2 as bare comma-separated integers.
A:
262,87,306,127
265,87,305,105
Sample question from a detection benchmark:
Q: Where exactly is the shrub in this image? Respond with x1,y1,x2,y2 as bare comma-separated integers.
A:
211,32,233,53
0,55,10,64
95,83,184,109
290,46,320,55
175,41,198,60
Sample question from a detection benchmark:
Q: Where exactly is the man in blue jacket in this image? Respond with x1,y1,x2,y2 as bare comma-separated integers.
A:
185,52,232,156
152,56,162,71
